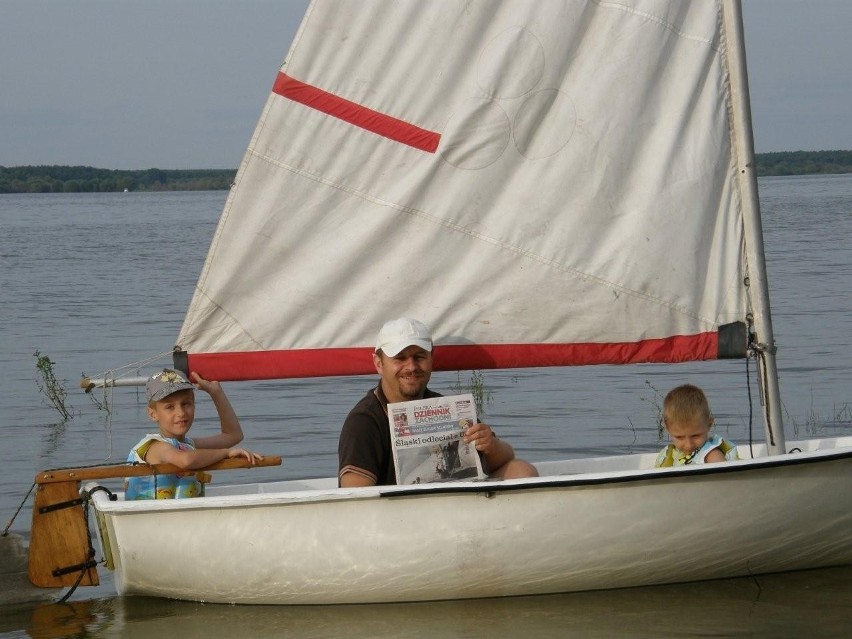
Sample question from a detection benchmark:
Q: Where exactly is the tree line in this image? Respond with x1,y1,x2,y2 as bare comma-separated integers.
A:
753,150,852,177
0,166,234,194
2,150,851,194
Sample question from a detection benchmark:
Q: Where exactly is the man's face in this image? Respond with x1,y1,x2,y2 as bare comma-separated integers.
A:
374,345,432,403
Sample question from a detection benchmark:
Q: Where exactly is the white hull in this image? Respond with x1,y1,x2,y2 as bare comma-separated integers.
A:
88,437,852,605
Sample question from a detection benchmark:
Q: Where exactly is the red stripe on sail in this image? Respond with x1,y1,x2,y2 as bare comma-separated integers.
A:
188,348,376,382
437,333,719,371
185,333,718,382
272,72,440,153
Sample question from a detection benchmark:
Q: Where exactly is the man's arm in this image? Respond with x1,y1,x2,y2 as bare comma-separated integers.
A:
338,395,387,487
464,422,539,479
463,422,511,471
339,467,377,487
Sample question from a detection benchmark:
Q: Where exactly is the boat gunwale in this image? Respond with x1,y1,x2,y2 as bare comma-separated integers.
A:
86,439,852,513
387,444,852,496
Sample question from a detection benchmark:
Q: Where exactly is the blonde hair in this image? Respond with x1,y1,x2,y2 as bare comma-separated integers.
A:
663,384,712,427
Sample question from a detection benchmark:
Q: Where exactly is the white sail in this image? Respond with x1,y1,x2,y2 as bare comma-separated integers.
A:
178,0,757,380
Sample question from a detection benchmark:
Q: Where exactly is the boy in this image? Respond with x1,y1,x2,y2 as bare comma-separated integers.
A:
125,368,262,499
654,384,738,467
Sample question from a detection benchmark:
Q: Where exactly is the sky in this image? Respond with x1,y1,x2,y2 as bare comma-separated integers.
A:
1,0,850,170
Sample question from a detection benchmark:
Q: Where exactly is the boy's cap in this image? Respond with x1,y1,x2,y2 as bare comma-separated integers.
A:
375,318,433,357
146,368,194,402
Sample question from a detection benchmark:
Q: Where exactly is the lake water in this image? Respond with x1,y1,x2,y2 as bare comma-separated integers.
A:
1,175,851,636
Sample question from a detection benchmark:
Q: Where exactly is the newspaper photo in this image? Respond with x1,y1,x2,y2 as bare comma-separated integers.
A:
387,393,486,485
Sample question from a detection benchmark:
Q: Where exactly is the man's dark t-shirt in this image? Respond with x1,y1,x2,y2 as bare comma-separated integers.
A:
338,384,442,485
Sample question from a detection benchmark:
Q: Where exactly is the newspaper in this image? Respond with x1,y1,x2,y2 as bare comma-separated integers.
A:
387,393,486,485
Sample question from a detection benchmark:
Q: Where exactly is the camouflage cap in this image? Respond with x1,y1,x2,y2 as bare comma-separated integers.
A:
146,368,195,403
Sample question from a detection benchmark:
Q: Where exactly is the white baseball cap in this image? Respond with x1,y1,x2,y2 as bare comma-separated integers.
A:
375,318,433,357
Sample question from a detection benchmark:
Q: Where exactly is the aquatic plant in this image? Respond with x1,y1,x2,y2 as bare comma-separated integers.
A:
640,379,665,439
834,403,852,424
33,350,72,420
451,370,494,418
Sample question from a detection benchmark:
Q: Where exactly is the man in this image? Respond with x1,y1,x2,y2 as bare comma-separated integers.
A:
338,317,539,487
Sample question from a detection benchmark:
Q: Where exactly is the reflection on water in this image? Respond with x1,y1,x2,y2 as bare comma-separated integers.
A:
3,565,851,638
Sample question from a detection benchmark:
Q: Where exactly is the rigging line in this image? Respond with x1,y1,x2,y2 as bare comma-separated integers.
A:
745,354,755,459
745,314,757,458
98,372,115,460
2,482,36,535
758,349,774,445
87,351,174,380
745,313,778,451
38,461,139,474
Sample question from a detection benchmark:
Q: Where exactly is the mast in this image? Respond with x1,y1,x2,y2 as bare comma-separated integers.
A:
722,0,785,455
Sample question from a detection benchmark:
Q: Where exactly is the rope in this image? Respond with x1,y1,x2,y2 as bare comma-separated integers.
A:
744,315,758,459
56,561,88,604
2,481,36,535
88,353,173,459
87,351,174,384
100,370,115,459
86,352,176,459
744,316,780,457
757,348,775,446
745,354,756,459
39,461,140,473
55,486,114,604
85,353,172,461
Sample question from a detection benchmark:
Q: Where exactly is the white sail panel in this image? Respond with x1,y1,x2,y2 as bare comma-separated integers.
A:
178,0,750,379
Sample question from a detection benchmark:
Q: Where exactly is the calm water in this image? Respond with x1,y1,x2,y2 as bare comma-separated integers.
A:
1,175,851,636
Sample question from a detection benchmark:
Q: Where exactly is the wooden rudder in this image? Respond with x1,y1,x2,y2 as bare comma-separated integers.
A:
28,480,99,588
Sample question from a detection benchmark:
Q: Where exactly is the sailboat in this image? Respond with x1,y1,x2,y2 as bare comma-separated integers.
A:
28,0,852,604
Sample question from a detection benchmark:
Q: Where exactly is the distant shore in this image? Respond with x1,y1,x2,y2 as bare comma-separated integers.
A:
1,150,850,194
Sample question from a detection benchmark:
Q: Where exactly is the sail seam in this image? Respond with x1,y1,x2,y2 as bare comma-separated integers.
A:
180,288,266,352
247,146,714,327
592,0,721,51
